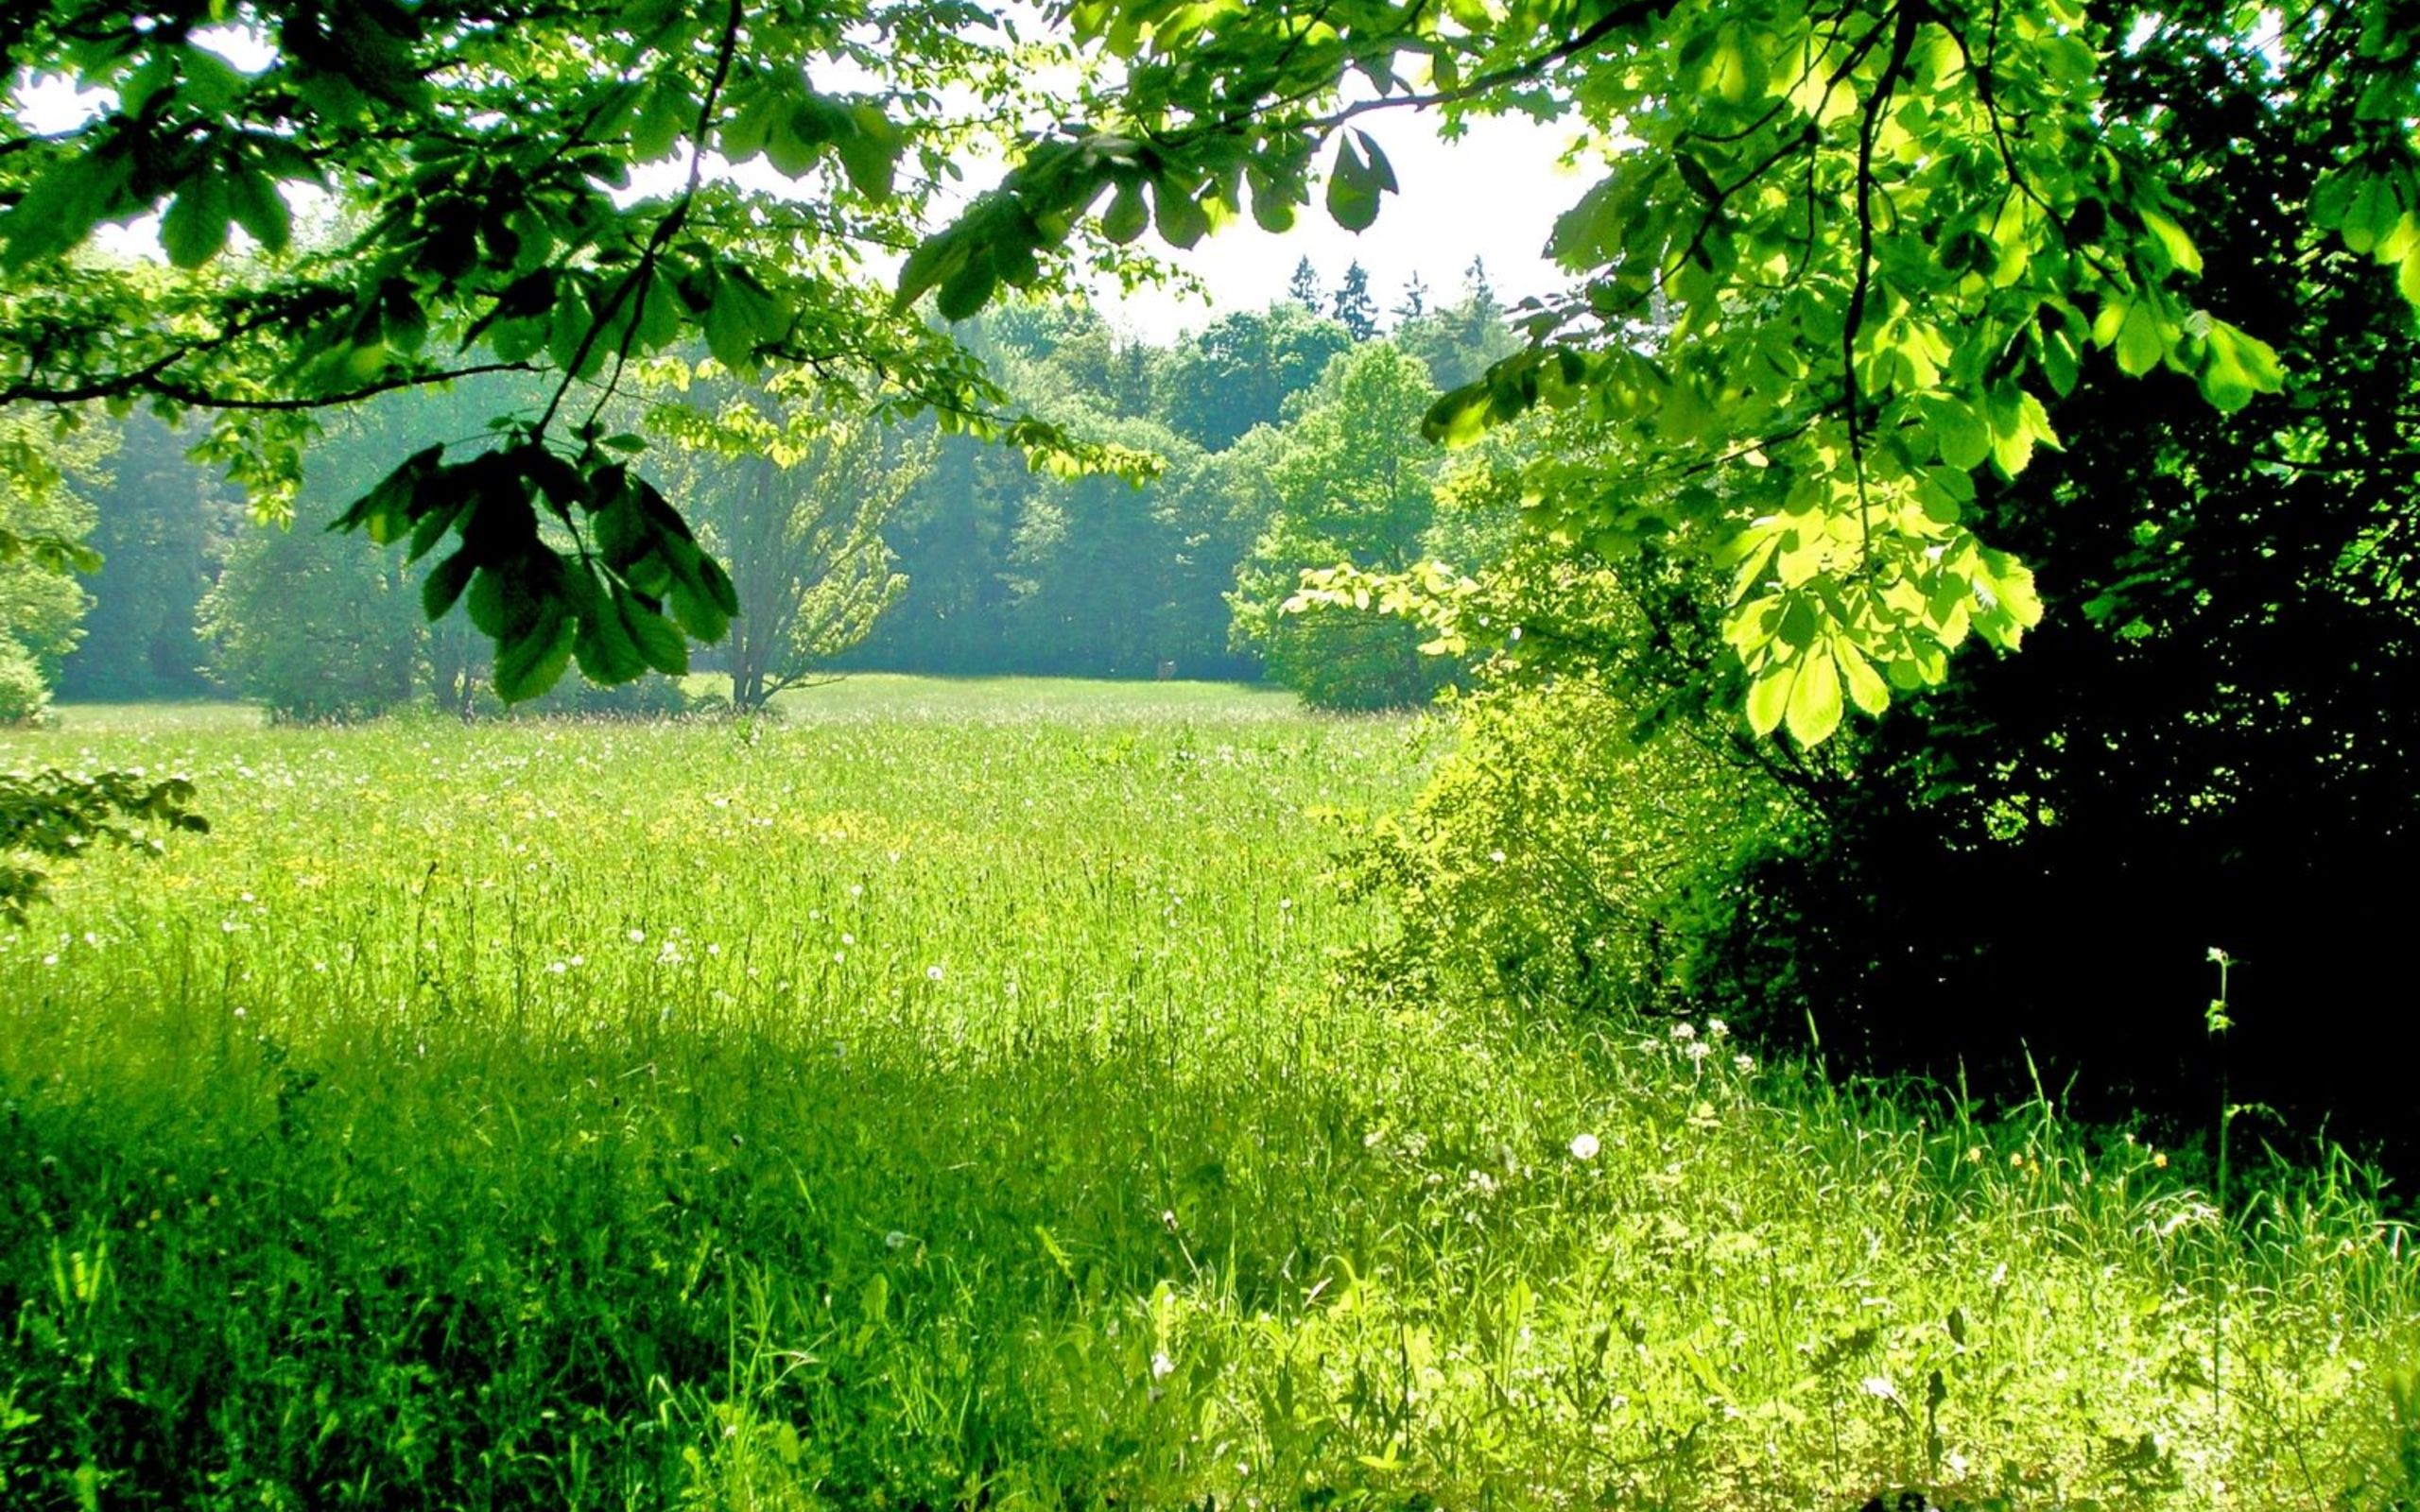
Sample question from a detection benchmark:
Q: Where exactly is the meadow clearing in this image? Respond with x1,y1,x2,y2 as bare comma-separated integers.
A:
2,679,2415,1511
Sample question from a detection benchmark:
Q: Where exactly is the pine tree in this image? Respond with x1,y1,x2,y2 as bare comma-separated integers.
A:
1462,256,1496,313
1330,261,1379,341
1286,256,1322,316
1393,271,1429,322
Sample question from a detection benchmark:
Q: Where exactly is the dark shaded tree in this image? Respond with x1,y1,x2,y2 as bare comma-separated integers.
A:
59,416,238,701
1329,262,1380,341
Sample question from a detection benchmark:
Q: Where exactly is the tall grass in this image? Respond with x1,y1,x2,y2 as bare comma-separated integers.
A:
3,684,2412,1510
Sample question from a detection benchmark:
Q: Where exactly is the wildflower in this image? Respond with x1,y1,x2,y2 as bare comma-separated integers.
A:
1967,1146,1985,1164
1734,1054,1756,1074
628,928,645,943
925,965,944,982
1706,1019,1730,1040
1150,1351,1175,1379
884,1230,910,1250
1670,1021,1697,1040
1569,1132,1600,1161
2153,1151,2168,1169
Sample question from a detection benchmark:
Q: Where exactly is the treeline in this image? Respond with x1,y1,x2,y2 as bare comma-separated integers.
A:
840,259,1516,694
7,258,1513,719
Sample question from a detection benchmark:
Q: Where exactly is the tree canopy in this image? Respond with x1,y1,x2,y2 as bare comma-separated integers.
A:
2,0,2416,733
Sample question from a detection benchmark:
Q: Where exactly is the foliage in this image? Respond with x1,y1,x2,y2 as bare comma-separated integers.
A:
1150,302,1351,452
911,0,2420,742
1655,0,2420,1159
1328,259,1379,341
57,416,240,701
650,380,929,711
197,518,420,723
0,413,105,698
0,765,202,922
1229,344,1472,709
1,691,2413,1508
0,0,1127,705
0,640,49,727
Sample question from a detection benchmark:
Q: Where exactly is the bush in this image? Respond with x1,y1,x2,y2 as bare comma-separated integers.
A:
0,638,51,726
1353,673,1797,1015
199,525,419,724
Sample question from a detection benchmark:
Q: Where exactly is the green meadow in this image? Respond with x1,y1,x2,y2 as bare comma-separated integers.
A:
3,681,2414,1510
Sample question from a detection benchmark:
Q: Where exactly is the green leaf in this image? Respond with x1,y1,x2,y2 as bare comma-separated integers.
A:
226,162,291,254
631,79,691,160
1785,649,1842,746
0,140,130,271
160,167,233,268
572,585,647,683
2196,319,2284,413
936,258,998,323
2113,299,2167,378
494,610,577,703
1154,177,1209,249
835,103,900,201
1835,638,1891,717
2138,208,2203,277
619,586,691,675
1099,179,1149,245
893,227,969,310
1921,394,1991,471
421,549,475,620
1547,178,1620,269
1324,131,1392,233
1746,661,1791,736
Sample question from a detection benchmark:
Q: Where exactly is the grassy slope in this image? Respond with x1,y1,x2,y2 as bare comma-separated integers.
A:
3,684,2413,1511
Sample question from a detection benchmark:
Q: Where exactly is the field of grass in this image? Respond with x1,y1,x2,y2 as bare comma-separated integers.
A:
4,681,2415,1511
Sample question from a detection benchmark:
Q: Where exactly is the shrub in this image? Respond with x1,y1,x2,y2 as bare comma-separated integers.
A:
0,638,51,726
1353,672,1798,1016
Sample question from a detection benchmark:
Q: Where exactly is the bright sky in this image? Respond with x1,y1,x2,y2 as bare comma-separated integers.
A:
1088,112,1585,343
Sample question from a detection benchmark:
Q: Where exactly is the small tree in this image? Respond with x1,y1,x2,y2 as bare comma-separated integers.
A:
1287,257,1323,316
654,386,931,712
1329,261,1380,341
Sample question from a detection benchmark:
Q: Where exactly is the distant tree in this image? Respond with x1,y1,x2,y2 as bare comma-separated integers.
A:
1461,256,1495,311
199,521,420,723
1330,262,1380,341
1287,257,1323,317
60,416,240,701
1230,344,1451,709
1005,410,1212,676
652,388,931,711
1397,287,1523,391
1152,302,1352,451
1393,272,1429,323
0,413,105,720
847,426,1035,676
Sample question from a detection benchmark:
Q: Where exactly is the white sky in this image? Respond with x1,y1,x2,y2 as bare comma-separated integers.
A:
1086,112,1584,342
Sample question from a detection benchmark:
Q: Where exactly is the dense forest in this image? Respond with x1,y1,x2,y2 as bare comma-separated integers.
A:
20,259,1515,715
